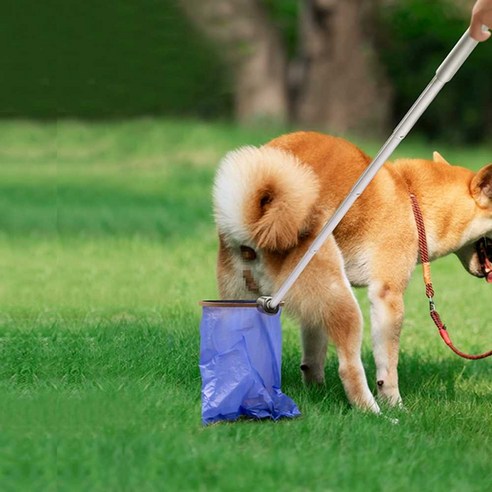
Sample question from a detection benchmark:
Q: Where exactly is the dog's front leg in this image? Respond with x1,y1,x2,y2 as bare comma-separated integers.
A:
368,282,405,406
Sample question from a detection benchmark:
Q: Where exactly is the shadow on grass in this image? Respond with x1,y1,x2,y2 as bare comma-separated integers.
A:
281,345,490,411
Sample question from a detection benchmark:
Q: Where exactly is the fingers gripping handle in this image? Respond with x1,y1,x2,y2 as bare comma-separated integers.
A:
257,27,484,314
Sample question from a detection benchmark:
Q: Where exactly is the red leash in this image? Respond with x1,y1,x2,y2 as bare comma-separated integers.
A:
410,194,492,360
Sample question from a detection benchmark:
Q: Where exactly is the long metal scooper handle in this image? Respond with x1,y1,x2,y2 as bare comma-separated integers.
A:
258,26,487,315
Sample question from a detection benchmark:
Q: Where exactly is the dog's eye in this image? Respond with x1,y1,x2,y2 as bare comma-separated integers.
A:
240,245,257,261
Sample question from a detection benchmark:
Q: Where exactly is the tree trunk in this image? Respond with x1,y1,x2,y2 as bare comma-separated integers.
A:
179,0,289,123
292,0,392,135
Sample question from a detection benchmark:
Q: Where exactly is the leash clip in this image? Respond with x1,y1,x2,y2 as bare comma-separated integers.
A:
428,298,436,312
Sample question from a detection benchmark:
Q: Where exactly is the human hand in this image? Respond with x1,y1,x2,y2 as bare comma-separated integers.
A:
470,0,492,41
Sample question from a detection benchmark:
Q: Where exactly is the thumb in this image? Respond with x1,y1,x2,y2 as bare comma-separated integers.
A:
470,18,491,41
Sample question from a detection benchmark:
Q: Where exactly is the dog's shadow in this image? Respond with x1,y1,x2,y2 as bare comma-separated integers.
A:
395,351,490,402
282,348,490,412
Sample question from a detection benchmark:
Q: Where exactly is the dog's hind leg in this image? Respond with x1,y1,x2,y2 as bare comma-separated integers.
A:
368,281,406,406
283,238,379,413
324,290,380,413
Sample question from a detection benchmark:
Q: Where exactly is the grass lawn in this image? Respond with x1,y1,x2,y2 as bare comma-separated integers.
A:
0,118,491,491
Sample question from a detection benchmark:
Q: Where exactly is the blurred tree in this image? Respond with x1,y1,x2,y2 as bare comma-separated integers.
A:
180,0,392,134
7,0,487,140
293,0,391,133
178,0,289,123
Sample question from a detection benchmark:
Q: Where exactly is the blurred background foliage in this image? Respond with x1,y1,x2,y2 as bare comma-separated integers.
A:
376,0,492,142
0,0,230,119
1,0,491,142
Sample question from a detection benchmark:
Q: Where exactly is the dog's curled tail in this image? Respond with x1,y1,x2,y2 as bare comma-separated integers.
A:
213,145,320,251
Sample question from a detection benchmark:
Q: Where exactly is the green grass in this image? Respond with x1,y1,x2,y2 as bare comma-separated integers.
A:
0,119,491,491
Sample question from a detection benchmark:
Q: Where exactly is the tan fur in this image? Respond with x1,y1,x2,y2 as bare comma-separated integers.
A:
245,155,319,251
213,146,319,251
213,131,492,412
433,151,451,165
471,164,492,208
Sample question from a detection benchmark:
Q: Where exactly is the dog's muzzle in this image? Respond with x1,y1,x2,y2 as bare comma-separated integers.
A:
477,237,492,283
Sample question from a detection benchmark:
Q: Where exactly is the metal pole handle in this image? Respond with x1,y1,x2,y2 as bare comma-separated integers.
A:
258,27,484,314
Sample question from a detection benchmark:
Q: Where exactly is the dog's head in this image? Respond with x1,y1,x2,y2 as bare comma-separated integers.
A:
455,237,492,282
455,164,492,282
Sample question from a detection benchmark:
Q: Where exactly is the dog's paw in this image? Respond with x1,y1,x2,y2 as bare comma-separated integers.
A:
300,364,325,385
376,381,402,407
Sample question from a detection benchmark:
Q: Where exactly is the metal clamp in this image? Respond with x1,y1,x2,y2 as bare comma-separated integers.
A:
256,296,280,315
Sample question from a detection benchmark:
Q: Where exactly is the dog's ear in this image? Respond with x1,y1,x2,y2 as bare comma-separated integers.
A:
471,164,492,207
433,151,451,165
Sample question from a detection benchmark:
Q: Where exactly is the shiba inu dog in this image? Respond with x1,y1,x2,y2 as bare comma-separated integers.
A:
213,131,492,412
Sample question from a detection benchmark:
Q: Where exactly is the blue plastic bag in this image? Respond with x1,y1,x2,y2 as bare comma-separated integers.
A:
199,300,301,425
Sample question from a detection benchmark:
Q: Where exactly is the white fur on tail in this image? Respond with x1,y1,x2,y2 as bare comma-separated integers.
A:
214,145,320,251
